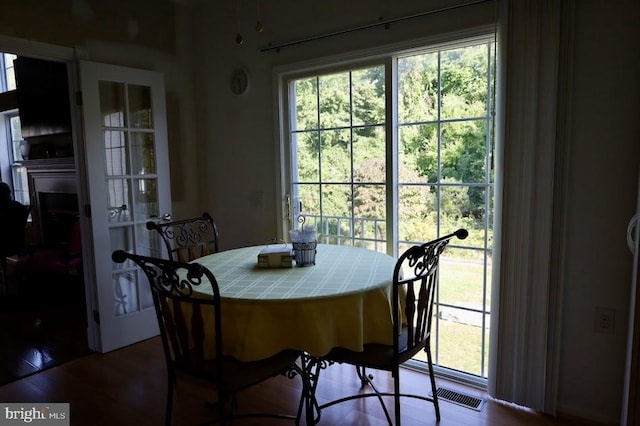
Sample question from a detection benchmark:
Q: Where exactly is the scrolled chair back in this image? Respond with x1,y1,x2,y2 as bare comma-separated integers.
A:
112,250,217,299
392,228,468,352
395,229,468,281
146,212,219,262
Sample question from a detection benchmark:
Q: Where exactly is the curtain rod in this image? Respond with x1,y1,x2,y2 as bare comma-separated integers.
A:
259,0,493,53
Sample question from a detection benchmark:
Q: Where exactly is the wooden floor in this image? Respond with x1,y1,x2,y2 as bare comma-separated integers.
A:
0,337,591,425
0,270,91,386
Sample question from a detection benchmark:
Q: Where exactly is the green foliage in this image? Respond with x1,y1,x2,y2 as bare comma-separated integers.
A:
352,67,385,127
292,42,494,256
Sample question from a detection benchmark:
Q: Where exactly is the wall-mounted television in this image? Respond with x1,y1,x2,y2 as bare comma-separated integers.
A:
14,56,72,139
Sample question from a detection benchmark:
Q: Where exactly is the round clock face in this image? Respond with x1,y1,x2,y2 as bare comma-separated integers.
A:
230,68,249,95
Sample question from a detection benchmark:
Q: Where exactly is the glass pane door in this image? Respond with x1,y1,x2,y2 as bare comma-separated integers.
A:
100,80,160,316
80,60,170,352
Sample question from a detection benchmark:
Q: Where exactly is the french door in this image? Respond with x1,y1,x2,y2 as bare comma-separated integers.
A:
79,61,171,352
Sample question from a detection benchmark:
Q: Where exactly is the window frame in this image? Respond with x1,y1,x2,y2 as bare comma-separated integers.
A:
276,26,495,239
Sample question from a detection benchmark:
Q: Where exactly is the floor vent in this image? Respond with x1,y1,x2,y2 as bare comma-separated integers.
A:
434,387,485,411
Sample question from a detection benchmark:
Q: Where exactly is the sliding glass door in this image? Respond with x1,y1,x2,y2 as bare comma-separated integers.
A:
283,35,495,384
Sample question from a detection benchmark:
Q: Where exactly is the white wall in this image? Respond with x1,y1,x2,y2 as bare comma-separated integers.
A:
558,1,640,423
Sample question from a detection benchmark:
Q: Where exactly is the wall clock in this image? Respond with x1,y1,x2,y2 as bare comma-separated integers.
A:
230,68,249,95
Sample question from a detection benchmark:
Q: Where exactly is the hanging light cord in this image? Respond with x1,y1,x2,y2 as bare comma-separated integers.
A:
235,0,243,44
256,0,263,32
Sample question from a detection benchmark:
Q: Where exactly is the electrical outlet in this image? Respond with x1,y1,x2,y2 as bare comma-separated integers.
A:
594,307,615,334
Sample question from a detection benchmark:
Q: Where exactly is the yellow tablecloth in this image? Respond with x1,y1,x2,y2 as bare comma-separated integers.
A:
191,244,397,362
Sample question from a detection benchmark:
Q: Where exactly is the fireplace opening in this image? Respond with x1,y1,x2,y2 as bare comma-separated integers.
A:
38,191,79,249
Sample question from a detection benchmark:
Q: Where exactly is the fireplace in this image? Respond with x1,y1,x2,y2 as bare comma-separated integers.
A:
23,158,78,246
38,192,79,248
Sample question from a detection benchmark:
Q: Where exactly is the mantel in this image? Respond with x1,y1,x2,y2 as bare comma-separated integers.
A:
19,157,76,172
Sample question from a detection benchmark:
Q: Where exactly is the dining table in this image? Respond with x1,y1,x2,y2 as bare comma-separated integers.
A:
185,242,402,424
189,243,399,363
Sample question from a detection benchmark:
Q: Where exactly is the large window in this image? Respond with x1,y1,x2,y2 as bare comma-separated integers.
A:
0,52,29,205
7,113,29,205
283,35,495,385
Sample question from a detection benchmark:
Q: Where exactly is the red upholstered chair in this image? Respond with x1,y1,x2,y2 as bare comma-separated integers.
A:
0,202,31,296
16,217,82,284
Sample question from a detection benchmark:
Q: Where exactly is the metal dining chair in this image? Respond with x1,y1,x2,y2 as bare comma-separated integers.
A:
111,250,304,426
146,212,219,262
314,229,469,425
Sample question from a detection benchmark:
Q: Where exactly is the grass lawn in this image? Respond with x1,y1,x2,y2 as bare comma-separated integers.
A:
412,255,491,378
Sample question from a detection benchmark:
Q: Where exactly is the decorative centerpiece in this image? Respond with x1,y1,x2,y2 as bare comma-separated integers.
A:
289,216,317,266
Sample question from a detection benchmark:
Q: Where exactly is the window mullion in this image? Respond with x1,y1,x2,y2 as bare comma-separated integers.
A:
315,76,323,227
436,50,443,239
386,57,398,257
349,71,355,245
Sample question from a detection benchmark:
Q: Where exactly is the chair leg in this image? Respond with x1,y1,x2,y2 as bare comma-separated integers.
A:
425,344,441,421
300,354,323,425
165,380,174,426
356,365,371,388
394,365,401,426
355,367,392,425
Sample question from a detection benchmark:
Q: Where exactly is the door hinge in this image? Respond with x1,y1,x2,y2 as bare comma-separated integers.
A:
76,90,83,106
93,310,100,324
84,204,91,218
